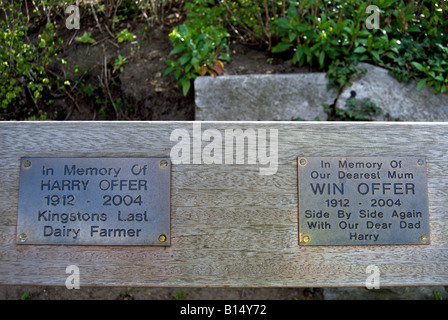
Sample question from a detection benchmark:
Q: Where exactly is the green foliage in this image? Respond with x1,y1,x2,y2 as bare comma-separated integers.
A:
164,1,230,95
172,290,188,300
383,1,448,94
326,60,367,92
270,0,401,92
164,0,284,95
272,1,369,69
3,0,447,120
270,0,448,93
113,54,129,73
120,287,134,299
167,0,448,96
116,29,135,43
0,1,62,119
75,32,96,44
19,291,30,300
325,97,382,121
433,290,447,300
115,0,168,27
390,35,448,94
222,0,285,46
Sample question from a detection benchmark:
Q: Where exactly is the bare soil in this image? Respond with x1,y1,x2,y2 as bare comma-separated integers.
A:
39,19,309,121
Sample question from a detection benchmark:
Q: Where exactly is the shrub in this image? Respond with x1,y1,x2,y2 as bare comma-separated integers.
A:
166,0,448,95
164,0,287,95
270,0,448,93
164,0,230,95
0,1,63,119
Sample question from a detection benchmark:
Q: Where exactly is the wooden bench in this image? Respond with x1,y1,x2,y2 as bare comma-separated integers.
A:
1,121,447,287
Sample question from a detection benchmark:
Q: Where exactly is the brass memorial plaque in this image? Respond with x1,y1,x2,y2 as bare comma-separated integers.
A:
298,157,429,246
17,158,171,245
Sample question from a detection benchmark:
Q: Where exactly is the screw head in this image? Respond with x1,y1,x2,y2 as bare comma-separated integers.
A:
18,233,27,243
302,234,311,243
159,159,168,168
299,158,307,166
22,160,31,169
420,234,429,243
158,234,167,242
417,159,424,166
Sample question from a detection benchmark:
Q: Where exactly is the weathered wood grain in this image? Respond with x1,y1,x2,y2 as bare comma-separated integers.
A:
1,121,447,287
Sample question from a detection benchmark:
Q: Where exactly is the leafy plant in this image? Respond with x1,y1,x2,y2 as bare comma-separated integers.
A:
412,60,448,93
120,287,134,300
326,60,367,92
325,96,381,121
390,35,448,94
379,1,448,94
434,290,447,300
19,291,30,300
75,32,96,44
164,22,230,95
172,290,188,300
113,54,129,73
270,0,448,94
215,0,287,47
163,0,233,95
116,28,135,43
197,59,225,77
271,0,370,69
0,0,63,119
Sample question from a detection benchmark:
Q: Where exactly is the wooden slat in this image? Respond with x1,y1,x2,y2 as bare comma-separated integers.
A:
1,121,447,287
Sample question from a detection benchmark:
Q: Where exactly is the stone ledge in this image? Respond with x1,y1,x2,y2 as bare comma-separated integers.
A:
195,64,448,122
336,63,448,121
195,74,338,121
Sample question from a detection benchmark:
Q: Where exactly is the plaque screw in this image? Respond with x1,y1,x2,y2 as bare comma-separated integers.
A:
299,158,307,166
159,159,168,168
420,235,429,244
417,159,424,166
22,160,31,169
302,234,311,243
18,233,27,243
158,234,167,242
